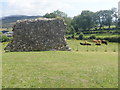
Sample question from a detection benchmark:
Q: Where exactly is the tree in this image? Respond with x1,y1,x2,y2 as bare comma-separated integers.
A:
95,10,114,29
64,17,75,34
118,19,120,29
72,10,95,32
43,10,67,18
43,13,56,18
111,8,118,28
44,10,74,34
53,10,67,18
71,16,79,32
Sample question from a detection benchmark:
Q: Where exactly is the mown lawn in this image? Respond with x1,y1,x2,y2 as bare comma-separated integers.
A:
2,40,118,88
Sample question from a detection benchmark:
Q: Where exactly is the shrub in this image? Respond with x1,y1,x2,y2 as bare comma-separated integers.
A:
96,37,104,40
89,35,96,39
78,32,84,40
104,37,120,43
71,34,75,39
66,36,72,39
0,34,10,42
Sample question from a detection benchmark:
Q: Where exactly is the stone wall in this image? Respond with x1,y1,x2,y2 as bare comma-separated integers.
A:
5,18,71,51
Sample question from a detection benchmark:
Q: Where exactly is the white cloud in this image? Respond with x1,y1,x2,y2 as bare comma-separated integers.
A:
1,0,119,17
2,0,74,16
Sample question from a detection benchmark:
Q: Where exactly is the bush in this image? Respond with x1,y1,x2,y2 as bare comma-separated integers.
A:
78,32,84,40
89,35,96,39
96,37,104,40
104,37,120,43
66,36,72,39
71,34,75,39
0,34,10,42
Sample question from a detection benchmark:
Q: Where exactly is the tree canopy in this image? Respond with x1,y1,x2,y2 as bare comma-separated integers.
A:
43,8,118,34
72,10,95,31
43,10,67,18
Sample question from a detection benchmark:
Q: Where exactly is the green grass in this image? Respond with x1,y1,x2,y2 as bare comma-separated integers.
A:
2,40,118,88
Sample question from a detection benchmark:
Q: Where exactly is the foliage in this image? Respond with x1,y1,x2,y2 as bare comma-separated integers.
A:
111,8,118,27
64,17,75,34
43,10,67,18
43,13,57,18
89,35,96,39
118,19,120,29
72,10,95,31
78,32,84,40
2,8,118,35
104,37,120,43
44,10,74,34
0,33,10,42
71,34,75,39
95,9,115,29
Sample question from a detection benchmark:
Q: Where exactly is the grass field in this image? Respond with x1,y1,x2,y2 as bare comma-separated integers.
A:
2,40,118,88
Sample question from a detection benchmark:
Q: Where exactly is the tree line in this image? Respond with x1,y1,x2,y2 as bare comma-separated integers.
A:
43,8,118,35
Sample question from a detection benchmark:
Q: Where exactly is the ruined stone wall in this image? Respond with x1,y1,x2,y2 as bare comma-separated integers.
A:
5,18,71,51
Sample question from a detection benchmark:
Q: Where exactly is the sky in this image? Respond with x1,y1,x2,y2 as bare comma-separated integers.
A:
0,0,119,17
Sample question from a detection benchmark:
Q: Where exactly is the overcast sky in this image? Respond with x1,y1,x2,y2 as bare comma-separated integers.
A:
0,0,119,17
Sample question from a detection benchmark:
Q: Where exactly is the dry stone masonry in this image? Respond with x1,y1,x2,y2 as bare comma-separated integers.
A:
5,18,71,51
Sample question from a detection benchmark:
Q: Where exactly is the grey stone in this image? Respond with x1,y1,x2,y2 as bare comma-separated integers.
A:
5,18,71,51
